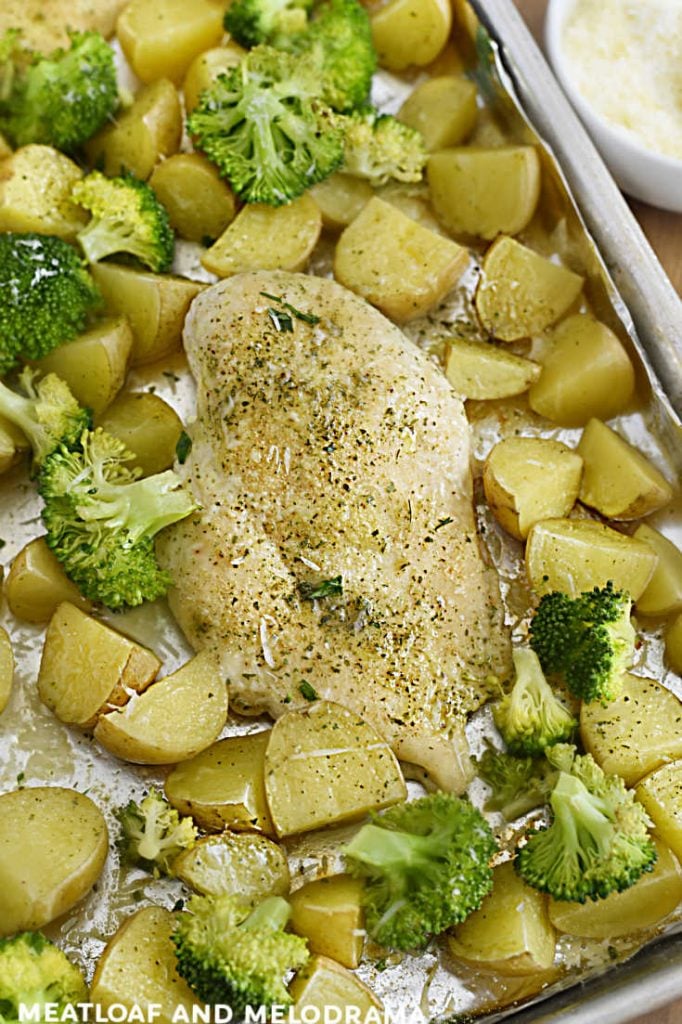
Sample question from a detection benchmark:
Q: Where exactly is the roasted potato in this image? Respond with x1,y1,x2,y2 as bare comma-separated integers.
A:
0,145,87,239
637,762,682,862
398,76,478,151
174,831,290,900
96,392,183,476
0,786,108,937
6,538,92,623
445,339,541,400
633,525,682,617
483,438,583,540
0,626,14,716
290,875,365,969
334,197,469,323
290,956,383,1022
149,154,237,243
182,43,247,112
117,0,225,85
94,650,228,764
264,700,406,837
310,173,373,230
370,0,452,70
577,419,672,519
666,613,682,674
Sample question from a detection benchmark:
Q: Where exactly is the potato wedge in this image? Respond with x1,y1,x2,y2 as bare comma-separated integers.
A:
525,518,658,599
290,875,365,969
149,154,236,243
38,602,160,729
310,173,373,231
174,831,290,900
0,626,14,716
0,145,87,239
476,236,584,341
666,613,682,674
182,43,248,112
34,317,133,415
398,76,477,151
91,262,204,366
6,538,93,623
117,0,225,84
0,414,29,475
96,392,183,476
483,438,583,541
91,906,201,1024
202,196,322,277
0,786,108,937
264,700,406,837
529,315,636,426
428,146,541,240
445,339,541,400
334,197,469,323
370,0,452,70
580,673,682,786
165,731,274,834
85,79,182,181
290,956,383,1022
448,862,556,975
94,650,228,764
633,525,682,617
577,419,673,520
548,838,682,939
636,762,682,862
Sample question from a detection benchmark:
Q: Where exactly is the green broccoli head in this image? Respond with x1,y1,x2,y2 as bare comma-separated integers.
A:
493,647,577,756
529,582,636,703
0,30,118,151
515,744,657,903
72,172,175,273
0,368,90,470
174,894,309,1013
0,931,87,1024
116,788,198,876
345,793,497,951
0,233,101,372
474,743,557,821
328,108,427,185
188,45,344,205
225,0,314,47
39,427,198,609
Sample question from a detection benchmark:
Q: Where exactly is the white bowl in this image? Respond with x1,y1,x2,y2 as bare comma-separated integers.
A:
545,0,682,212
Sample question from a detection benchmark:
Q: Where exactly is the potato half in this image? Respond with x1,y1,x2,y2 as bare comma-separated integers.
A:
0,145,87,239
290,875,365,969
6,537,92,623
399,76,478,152
96,392,183,477
174,831,290,901
637,762,682,863
290,956,383,1022
370,0,452,70
117,0,225,85
633,525,682,617
445,339,541,400
0,626,14,716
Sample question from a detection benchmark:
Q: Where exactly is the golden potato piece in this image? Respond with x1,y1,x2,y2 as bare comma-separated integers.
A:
94,650,228,764
371,0,452,70
150,154,236,243
174,832,290,900
202,196,322,278
96,392,183,477
0,414,30,475
117,0,225,85
483,438,583,541
549,839,682,939
165,732,274,834
290,875,364,969
334,196,468,323
264,700,406,837
310,173,373,230
476,236,583,341
581,673,682,786
376,182,442,233
398,76,477,151
38,601,160,729
183,43,247,113
0,145,87,239
6,538,92,623
91,262,204,366
0,626,14,716
34,317,133,416
449,862,556,975
666,613,682,674
85,80,182,181
634,525,682,617
576,419,672,520
0,786,108,937
529,314,635,426
91,906,201,1024
637,762,682,863
290,956,383,1022
428,146,541,240
525,518,658,599
445,338,540,400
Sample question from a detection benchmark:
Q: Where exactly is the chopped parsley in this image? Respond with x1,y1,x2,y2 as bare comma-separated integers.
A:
298,575,343,601
267,307,294,333
176,431,192,464
299,680,319,701
435,516,454,531
261,291,321,326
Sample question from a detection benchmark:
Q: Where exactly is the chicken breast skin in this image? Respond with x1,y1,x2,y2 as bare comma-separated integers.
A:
157,271,510,790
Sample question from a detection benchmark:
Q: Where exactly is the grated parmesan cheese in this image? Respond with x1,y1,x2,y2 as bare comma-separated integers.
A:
562,0,682,160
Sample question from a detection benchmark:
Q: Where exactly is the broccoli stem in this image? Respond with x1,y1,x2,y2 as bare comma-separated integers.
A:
74,470,197,544
345,822,443,872
553,773,612,863
0,379,40,450
243,896,291,932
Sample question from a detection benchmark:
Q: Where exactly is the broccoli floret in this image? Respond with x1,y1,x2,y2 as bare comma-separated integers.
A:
334,108,427,185
116,788,198,876
225,0,314,47
39,427,198,610
493,647,577,756
188,46,344,205
0,233,101,373
530,582,636,704
72,172,175,273
0,368,90,470
0,30,118,151
0,931,87,1024
174,894,309,1014
474,743,557,821
344,793,497,951
515,743,657,903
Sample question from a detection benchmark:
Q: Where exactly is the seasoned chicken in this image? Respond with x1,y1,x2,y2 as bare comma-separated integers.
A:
157,271,510,790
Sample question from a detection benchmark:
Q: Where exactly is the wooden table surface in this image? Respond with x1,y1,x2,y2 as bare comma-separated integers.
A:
508,11,682,1024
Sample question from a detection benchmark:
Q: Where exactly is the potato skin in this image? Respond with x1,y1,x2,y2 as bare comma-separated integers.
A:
96,392,183,477
0,626,13,715
399,76,478,151
371,0,452,70
6,537,93,623
150,154,236,243
117,0,225,85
